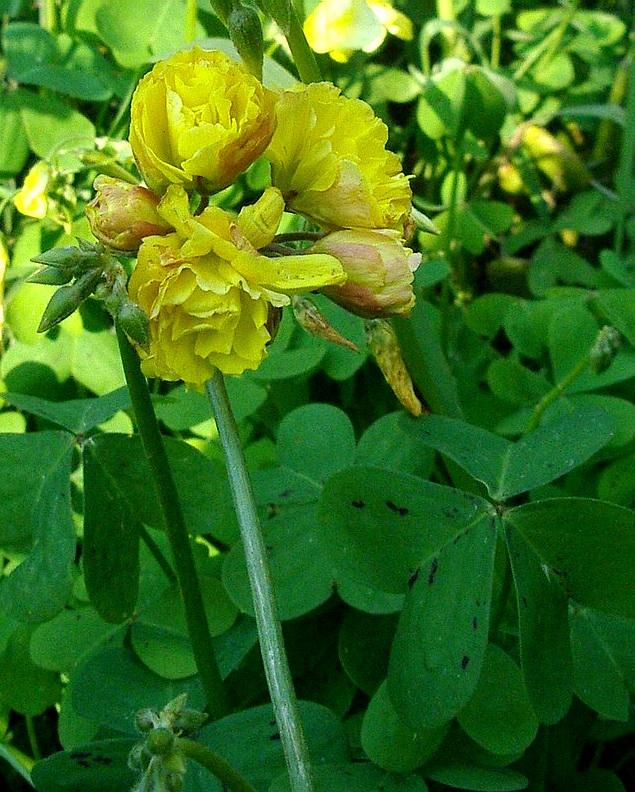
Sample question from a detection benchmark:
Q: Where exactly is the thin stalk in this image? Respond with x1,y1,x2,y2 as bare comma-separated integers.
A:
39,0,57,33
116,326,228,719
178,738,259,792
185,0,198,42
206,370,315,792
25,717,41,762
137,522,177,584
490,15,501,70
514,0,579,82
523,353,590,434
614,18,635,255
285,5,322,84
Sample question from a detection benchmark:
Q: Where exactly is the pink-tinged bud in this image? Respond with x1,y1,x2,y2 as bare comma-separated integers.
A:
312,229,421,319
86,176,173,251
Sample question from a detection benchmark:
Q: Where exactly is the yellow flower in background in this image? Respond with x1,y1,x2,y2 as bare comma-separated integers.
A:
14,161,50,219
129,47,277,196
265,82,412,234
128,185,345,385
304,0,414,63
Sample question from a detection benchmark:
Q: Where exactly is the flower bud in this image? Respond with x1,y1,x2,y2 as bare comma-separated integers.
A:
313,229,421,318
13,161,50,219
86,176,172,251
365,318,423,417
292,296,358,352
590,325,621,374
229,4,264,80
37,269,102,333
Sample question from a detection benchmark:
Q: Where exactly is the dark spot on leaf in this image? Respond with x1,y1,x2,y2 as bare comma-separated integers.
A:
351,499,365,509
428,558,439,585
269,732,281,741
407,568,420,589
269,719,277,727
495,503,506,516
461,655,470,670
386,499,409,516
522,595,528,608
280,489,292,498
266,503,279,519
75,759,90,768
93,756,113,765
70,752,91,760
472,616,478,631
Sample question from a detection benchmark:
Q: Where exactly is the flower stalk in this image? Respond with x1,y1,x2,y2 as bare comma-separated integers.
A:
116,326,229,720
206,369,315,792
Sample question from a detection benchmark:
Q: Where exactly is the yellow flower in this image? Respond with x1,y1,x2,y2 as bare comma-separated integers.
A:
312,228,420,318
86,176,173,251
304,0,414,63
128,185,345,385
14,161,50,219
265,82,412,233
129,47,277,196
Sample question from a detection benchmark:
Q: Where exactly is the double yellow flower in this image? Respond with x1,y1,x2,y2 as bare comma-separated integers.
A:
90,47,418,387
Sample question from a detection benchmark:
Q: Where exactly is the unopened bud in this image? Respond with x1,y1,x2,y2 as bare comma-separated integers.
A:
314,229,421,319
37,269,102,333
365,319,423,417
117,300,150,352
27,265,74,286
229,5,264,81
590,325,621,374
86,176,172,252
145,728,174,757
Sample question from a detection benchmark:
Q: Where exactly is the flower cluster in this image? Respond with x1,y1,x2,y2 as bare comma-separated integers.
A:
87,46,420,388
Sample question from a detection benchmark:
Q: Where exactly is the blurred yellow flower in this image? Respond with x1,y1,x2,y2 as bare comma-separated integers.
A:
128,185,345,385
14,162,50,219
129,47,277,196
266,82,412,233
304,0,414,63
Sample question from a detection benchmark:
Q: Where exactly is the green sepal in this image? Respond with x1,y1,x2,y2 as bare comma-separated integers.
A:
116,299,150,353
27,265,74,286
37,269,103,333
229,5,264,81
31,240,103,270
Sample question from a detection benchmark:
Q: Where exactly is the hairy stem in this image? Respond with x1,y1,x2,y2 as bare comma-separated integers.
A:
206,370,315,792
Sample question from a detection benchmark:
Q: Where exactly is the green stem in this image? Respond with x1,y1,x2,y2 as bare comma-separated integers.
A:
116,326,228,719
490,15,501,70
614,19,635,255
178,738,259,792
285,5,322,83
206,370,315,792
524,353,590,434
137,523,177,584
39,0,57,33
25,717,41,762
514,0,578,82
185,0,198,42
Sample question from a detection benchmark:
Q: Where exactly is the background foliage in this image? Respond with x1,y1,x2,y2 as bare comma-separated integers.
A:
0,1,634,791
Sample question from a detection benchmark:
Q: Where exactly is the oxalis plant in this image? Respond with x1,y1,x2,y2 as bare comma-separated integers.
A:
0,1,634,792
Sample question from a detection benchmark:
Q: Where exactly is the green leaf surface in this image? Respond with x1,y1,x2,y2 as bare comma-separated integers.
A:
0,92,29,175
197,700,348,789
70,329,126,396
30,607,125,672
425,764,529,791
12,87,95,158
504,525,573,723
355,412,435,477
83,438,141,623
2,387,130,433
408,409,614,500
388,514,498,730
362,680,448,772
0,624,62,715
270,762,428,792
594,288,635,347
338,610,398,696
457,643,539,754
506,498,635,618
31,738,137,792
569,605,635,721
0,431,75,622
318,466,491,594
223,505,334,620
131,576,237,678
71,646,205,733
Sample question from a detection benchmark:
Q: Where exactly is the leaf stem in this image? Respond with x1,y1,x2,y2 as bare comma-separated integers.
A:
185,0,198,42
206,369,315,792
116,326,228,719
285,5,322,84
178,738,259,792
523,353,590,434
